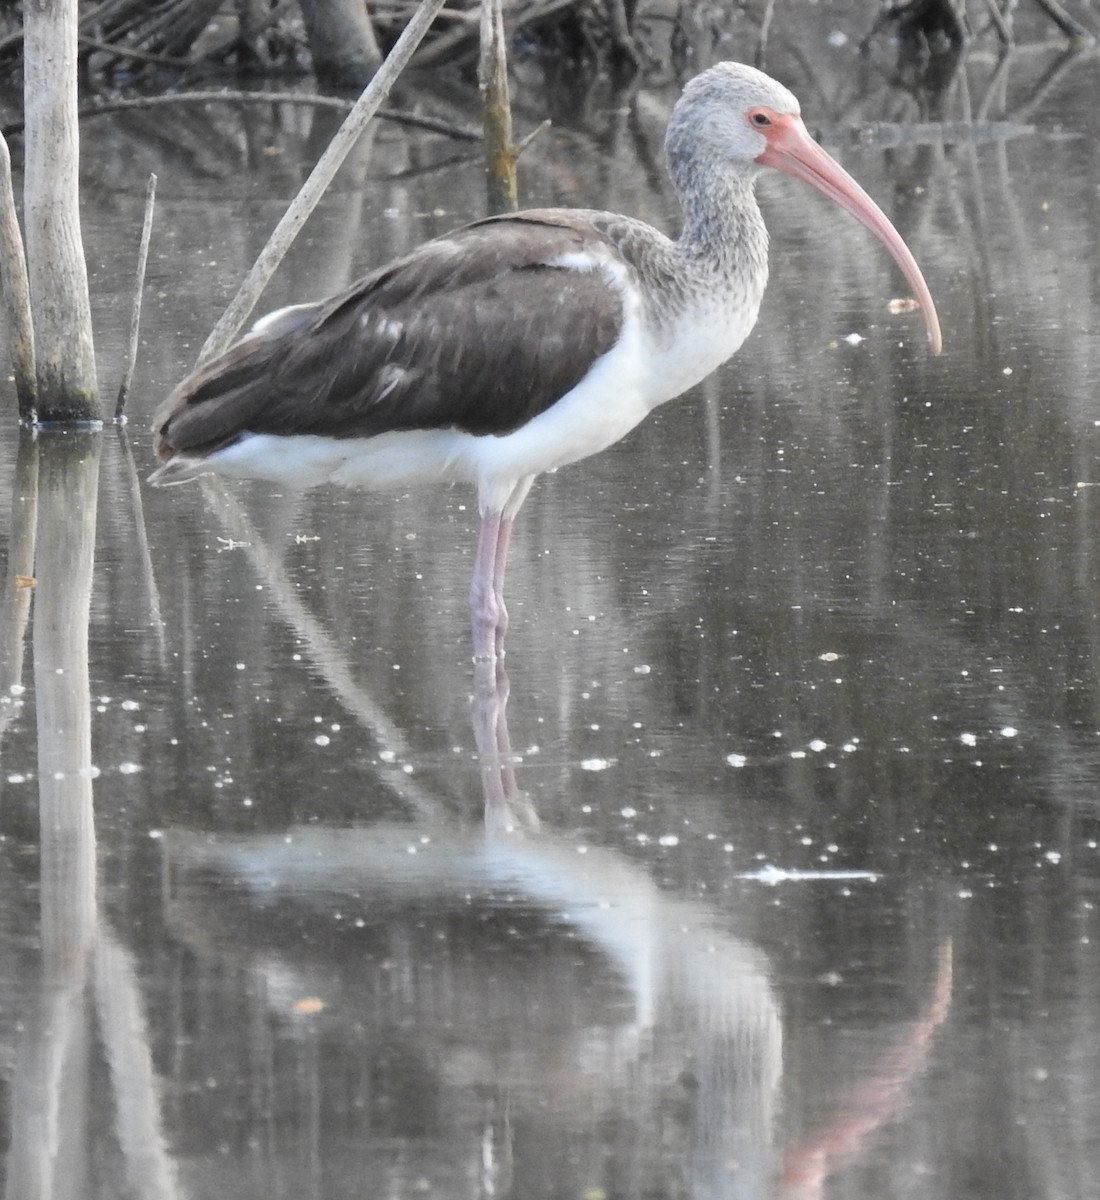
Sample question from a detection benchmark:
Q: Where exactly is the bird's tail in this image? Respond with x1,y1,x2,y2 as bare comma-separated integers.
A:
147,455,209,487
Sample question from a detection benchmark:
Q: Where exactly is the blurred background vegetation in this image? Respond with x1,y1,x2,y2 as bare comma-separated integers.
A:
0,0,1094,96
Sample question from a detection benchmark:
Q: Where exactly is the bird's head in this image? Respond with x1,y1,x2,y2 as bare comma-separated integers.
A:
669,61,802,164
667,62,943,355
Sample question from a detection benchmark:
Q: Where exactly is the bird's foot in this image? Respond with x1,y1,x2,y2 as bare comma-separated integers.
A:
470,631,507,664
470,612,505,662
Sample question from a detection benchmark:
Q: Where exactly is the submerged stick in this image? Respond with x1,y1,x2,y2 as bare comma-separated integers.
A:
115,172,157,421
0,130,37,420
198,0,448,366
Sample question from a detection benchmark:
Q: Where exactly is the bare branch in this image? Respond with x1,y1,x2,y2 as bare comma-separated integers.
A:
115,172,157,421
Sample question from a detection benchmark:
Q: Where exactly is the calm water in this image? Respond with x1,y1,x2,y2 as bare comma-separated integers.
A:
3,21,1100,1200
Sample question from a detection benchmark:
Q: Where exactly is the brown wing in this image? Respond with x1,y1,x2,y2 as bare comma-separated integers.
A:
153,213,625,461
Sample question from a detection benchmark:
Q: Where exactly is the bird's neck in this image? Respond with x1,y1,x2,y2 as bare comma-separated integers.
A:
669,151,768,280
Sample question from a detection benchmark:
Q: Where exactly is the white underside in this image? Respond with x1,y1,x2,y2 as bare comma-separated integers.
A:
174,254,757,514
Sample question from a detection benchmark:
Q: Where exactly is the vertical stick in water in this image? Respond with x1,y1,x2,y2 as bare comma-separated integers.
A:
479,0,518,215
23,0,99,418
115,173,157,422
0,130,37,421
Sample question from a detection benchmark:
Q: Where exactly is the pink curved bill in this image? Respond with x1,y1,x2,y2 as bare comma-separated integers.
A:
757,113,943,356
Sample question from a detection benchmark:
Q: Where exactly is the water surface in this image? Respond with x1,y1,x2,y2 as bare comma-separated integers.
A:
2,26,1100,1200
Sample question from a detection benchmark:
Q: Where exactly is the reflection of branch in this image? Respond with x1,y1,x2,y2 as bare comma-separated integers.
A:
4,980,89,1199
0,434,38,749
199,479,458,821
6,436,101,1199
1,90,480,143
975,44,1016,121
95,928,186,1200
778,939,954,1199
823,118,1035,147
14,434,184,1197
35,435,100,979
114,430,168,669
77,31,193,68
1030,0,1094,42
1006,45,1095,121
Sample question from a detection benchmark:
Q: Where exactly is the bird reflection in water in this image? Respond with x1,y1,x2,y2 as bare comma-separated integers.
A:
157,637,954,1198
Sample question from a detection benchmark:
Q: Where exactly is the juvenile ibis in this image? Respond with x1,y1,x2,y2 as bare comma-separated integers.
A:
150,62,941,661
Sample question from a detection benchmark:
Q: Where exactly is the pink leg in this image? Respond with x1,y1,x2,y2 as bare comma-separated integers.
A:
470,477,534,662
470,510,505,662
490,514,514,656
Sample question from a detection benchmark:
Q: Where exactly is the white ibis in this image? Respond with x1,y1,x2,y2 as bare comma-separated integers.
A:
150,62,941,662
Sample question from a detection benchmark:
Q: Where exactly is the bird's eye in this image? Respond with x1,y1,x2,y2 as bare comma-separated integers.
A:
749,110,772,128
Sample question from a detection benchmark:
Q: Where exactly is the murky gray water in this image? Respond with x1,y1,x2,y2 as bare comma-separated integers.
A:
3,22,1100,1200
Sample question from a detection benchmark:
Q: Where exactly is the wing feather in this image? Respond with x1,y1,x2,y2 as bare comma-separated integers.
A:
154,214,625,461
